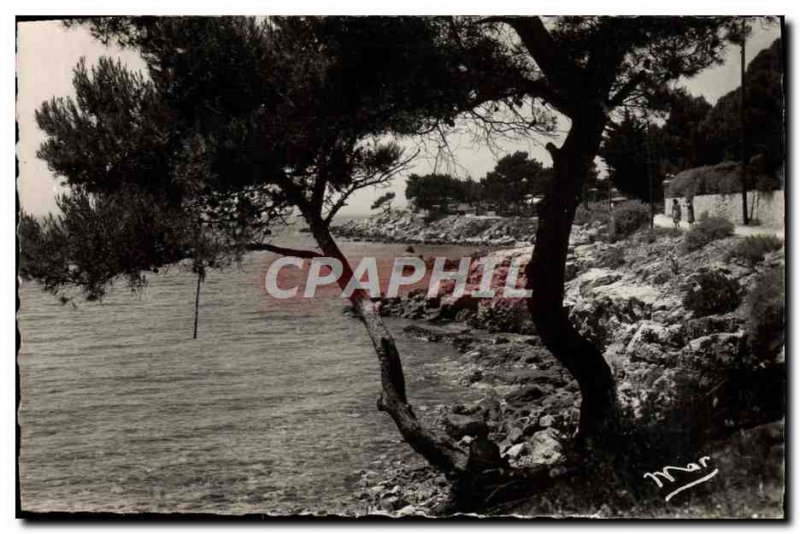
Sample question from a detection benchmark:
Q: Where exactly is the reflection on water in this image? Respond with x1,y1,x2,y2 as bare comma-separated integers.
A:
18,235,481,514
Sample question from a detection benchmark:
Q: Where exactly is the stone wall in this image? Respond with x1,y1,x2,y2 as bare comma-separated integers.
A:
665,190,784,229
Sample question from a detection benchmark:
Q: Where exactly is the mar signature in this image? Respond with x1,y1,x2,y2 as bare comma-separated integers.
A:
643,456,719,502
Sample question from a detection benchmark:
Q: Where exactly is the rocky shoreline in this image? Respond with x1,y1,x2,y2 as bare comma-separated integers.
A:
332,210,538,246
344,214,785,517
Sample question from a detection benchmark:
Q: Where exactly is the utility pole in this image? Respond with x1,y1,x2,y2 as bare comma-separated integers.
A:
739,17,750,225
193,269,202,339
646,121,654,229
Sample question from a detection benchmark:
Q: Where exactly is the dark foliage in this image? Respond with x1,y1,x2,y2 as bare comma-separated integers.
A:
683,213,734,252
573,202,610,227
601,112,664,203
405,173,473,212
745,266,784,361
699,38,784,174
666,161,781,198
610,200,651,240
481,151,551,214
726,235,783,266
25,17,522,299
682,269,742,317
371,191,396,213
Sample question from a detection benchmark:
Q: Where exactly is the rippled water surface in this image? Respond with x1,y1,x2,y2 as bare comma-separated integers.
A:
18,235,481,514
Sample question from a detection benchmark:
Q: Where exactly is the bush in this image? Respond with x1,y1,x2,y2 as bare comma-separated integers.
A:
573,202,610,227
682,269,742,317
610,200,651,241
745,267,784,361
683,213,734,252
635,226,682,244
726,235,783,266
666,161,781,198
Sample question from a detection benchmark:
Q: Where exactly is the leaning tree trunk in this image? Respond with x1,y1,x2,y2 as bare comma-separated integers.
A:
304,215,470,477
526,113,617,441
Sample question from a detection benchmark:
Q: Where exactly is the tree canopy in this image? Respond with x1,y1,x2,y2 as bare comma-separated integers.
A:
600,36,783,204
481,151,551,214
699,37,784,172
405,173,473,212
23,16,524,299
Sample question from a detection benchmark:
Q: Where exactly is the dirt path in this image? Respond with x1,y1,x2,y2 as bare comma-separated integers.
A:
653,213,784,239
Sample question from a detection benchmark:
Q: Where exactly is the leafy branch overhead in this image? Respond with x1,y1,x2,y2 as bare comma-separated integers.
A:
23,16,526,299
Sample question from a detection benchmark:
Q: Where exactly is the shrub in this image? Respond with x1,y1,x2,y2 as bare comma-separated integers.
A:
666,161,781,198
636,226,682,244
573,202,610,227
745,267,784,361
683,213,734,252
610,200,651,241
682,269,742,317
726,235,783,266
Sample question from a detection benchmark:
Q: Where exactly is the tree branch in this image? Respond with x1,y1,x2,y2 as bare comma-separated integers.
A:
482,16,581,105
244,243,321,258
520,78,570,116
322,148,419,225
608,71,646,108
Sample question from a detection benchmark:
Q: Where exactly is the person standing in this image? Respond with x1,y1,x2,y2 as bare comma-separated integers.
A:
671,198,682,229
685,197,695,226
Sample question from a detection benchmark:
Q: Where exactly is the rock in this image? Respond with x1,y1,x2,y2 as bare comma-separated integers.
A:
476,397,502,421
684,314,742,339
468,435,504,467
454,308,477,322
381,495,408,511
443,413,487,440
506,426,524,445
395,504,418,516
627,320,685,349
504,442,530,460
538,414,556,428
576,268,622,295
590,281,660,308
682,331,747,370
623,321,684,365
503,428,565,468
505,385,549,405
565,260,578,281
529,428,564,465
440,293,479,315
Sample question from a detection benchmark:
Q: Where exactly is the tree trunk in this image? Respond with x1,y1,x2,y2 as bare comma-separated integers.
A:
304,216,470,477
526,113,617,441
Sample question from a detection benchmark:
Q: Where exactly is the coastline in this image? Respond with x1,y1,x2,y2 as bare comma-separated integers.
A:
339,212,785,518
332,210,537,247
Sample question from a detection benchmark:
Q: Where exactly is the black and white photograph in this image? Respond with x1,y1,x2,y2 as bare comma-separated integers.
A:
13,7,788,521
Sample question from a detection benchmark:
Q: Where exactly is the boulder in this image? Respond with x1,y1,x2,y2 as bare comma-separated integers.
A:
443,413,488,440
503,428,565,468
505,385,550,406
626,320,685,351
504,442,530,460
681,331,747,370
529,428,565,465
576,268,622,295
538,414,556,428
683,313,743,339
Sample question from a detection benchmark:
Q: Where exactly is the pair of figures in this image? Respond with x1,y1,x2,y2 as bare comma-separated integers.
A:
672,198,695,228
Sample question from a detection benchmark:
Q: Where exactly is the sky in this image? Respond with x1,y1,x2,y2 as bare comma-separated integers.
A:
16,18,782,217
